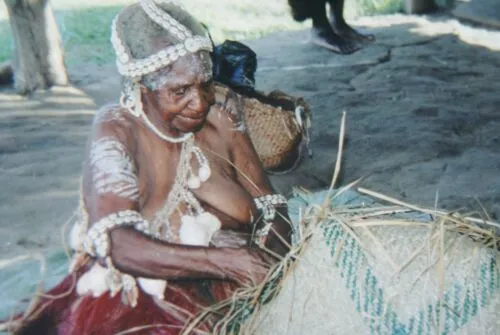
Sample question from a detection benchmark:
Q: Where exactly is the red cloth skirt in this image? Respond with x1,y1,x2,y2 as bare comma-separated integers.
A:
13,264,238,335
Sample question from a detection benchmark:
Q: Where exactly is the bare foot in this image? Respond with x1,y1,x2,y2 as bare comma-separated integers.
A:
332,22,375,43
310,26,361,55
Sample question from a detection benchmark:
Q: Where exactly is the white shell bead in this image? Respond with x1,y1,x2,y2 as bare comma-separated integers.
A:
199,165,211,182
187,175,201,189
196,212,221,235
185,39,196,52
76,263,109,297
179,215,209,246
181,215,196,225
137,277,166,300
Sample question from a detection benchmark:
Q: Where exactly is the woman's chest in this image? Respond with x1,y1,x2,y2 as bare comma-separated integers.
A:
135,133,257,228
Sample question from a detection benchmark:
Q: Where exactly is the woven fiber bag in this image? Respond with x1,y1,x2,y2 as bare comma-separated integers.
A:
251,190,500,334
214,83,312,173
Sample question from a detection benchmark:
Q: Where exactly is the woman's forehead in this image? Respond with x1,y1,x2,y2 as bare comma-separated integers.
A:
161,52,212,82
172,52,212,79
141,51,212,90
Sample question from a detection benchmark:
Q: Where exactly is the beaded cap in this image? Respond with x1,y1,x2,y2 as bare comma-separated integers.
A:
111,0,213,79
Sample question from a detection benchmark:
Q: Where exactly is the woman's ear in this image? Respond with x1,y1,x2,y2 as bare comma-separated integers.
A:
139,85,153,104
139,85,149,96
138,84,155,110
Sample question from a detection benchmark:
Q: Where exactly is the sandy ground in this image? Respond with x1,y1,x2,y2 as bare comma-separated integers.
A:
453,0,500,29
0,14,499,260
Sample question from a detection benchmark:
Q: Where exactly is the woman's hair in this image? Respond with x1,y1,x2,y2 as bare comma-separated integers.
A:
116,2,207,60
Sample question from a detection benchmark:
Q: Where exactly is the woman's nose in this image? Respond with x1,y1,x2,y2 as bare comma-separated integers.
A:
189,88,210,113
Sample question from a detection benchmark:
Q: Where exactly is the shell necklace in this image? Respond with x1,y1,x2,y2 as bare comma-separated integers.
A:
150,135,221,246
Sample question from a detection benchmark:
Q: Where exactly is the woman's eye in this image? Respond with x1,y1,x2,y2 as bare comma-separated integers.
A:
203,80,214,90
174,88,187,96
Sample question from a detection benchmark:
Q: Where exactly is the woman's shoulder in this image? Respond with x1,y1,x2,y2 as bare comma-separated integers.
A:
89,104,138,154
92,104,133,127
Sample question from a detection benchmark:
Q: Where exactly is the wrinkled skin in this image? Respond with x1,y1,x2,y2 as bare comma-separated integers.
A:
82,51,292,287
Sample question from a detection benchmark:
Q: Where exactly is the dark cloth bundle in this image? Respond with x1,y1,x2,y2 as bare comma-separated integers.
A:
212,40,257,95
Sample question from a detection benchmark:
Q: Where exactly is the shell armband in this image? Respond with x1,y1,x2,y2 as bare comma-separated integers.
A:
253,194,288,247
77,210,167,307
84,210,149,258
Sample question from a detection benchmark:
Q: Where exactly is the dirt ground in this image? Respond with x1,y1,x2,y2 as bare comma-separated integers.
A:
0,13,499,260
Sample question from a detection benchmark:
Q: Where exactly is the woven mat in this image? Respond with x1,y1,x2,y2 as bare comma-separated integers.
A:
254,190,500,334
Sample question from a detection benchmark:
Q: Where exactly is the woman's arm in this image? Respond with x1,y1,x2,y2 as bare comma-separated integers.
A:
109,227,269,285
230,133,292,257
82,116,270,286
214,92,293,256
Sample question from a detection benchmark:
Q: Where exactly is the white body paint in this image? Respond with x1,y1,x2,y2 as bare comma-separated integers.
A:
93,105,126,125
89,137,140,201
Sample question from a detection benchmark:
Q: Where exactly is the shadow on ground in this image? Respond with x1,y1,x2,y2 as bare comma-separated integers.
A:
0,13,499,258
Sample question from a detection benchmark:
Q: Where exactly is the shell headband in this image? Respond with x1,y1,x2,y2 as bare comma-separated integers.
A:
111,0,213,79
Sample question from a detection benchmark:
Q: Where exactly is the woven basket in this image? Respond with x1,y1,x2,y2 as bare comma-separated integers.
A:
215,84,311,172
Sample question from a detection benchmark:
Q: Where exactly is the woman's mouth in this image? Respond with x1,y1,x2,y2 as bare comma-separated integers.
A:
180,113,206,122
177,113,207,131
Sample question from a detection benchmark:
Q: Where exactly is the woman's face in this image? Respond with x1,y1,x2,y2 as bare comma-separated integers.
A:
143,51,215,135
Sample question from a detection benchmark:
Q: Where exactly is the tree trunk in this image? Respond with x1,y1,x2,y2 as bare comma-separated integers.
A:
4,0,68,94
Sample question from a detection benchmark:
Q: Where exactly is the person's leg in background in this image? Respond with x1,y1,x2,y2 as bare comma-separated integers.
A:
288,0,374,54
328,0,375,43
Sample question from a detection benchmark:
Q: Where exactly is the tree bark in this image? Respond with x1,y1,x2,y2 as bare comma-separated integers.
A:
4,0,68,94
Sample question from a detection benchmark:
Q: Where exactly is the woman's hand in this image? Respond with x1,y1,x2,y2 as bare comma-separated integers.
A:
216,248,274,287
265,216,292,257
251,208,292,258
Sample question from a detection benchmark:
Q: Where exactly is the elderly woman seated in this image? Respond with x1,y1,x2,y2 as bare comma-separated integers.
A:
11,1,293,334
